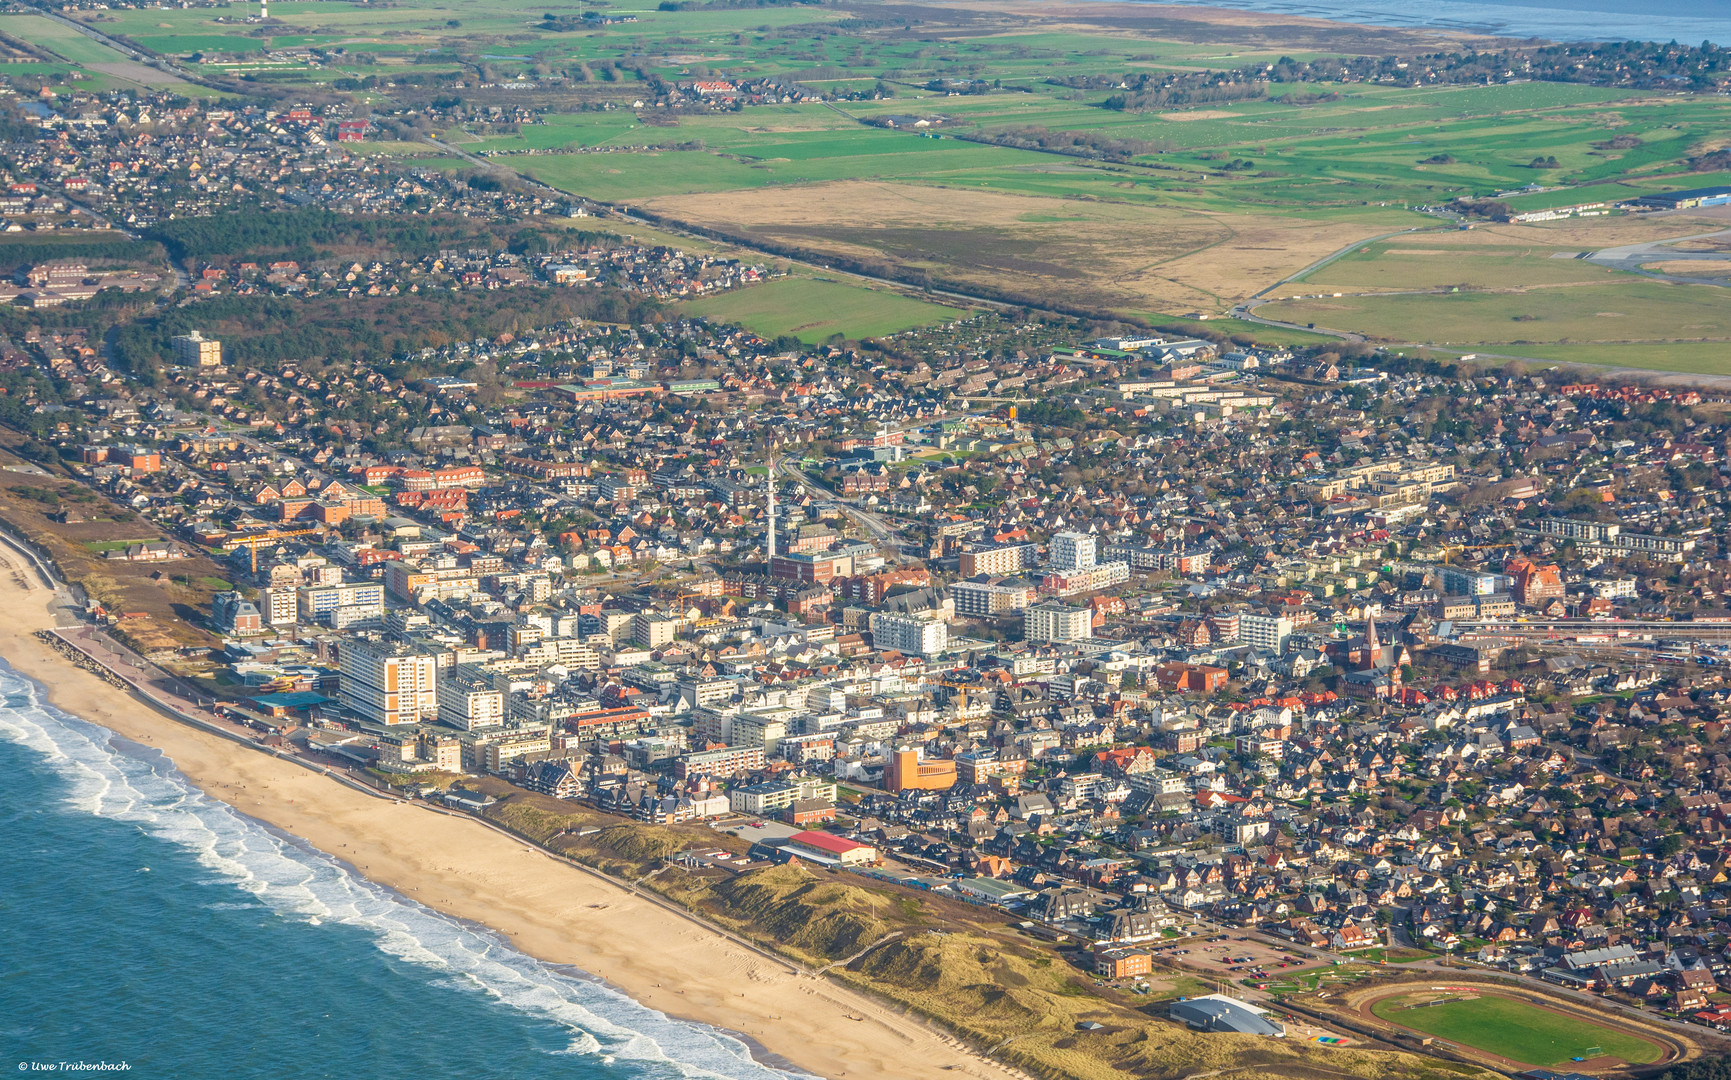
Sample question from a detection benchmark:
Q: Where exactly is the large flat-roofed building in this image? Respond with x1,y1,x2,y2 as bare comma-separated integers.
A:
1239,613,1292,655
1434,565,1499,597
1631,185,1731,210
952,577,1036,617
436,664,505,730
675,744,765,779
338,635,437,726
1025,600,1092,643
1168,995,1284,1036
869,611,947,656
1523,517,1694,562
769,550,853,584
886,747,957,791
959,543,1037,578
1095,947,1153,979
258,586,299,628
729,777,838,816
299,581,384,626
1050,531,1096,571
172,330,222,368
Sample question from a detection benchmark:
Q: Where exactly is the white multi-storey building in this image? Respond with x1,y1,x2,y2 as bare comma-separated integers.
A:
258,586,299,628
1239,613,1293,656
952,579,1036,617
339,635,438,726
172,330,222,368
868,611,948,656
1050,531,1097,571
435,664,506,730
1024,601,1092,643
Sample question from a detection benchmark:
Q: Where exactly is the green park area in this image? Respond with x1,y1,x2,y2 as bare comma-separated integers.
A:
680,276,964,344
1369,993,1663,1066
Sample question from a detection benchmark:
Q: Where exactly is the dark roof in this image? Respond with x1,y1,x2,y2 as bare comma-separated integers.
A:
1169,995,1284,1036
251,691,334,708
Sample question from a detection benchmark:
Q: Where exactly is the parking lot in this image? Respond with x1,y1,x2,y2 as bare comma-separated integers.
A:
1157,934,1327,981
712,817,802,843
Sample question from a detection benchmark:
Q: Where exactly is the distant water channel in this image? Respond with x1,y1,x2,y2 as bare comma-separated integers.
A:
1129,0,1731,45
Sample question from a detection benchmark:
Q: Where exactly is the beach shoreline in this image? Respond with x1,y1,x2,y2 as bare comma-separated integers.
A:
0,549,1023,1080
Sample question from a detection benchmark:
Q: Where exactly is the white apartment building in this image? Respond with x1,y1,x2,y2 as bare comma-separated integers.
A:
1050,531,1097,571
1239,613,1293,656
730,712,789,755
436,664,506,730
868,611,948,656
633,612,679,649
1024,601,1092,643
729,776,839,816
298,581,385,626
258,586,298,628
172,330,221,368
339,636,438,726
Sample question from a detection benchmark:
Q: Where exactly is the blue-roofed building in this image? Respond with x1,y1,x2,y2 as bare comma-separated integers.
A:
250,691,335,717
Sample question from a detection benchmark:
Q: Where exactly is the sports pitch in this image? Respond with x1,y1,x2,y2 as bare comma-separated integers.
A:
1369,992,1664,1067
679,276,965,344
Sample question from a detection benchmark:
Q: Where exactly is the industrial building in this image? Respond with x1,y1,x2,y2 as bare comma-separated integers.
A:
1630,185,1731,210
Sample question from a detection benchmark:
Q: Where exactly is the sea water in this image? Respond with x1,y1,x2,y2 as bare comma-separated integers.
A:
0,660,812,1080
1135,0,1731,45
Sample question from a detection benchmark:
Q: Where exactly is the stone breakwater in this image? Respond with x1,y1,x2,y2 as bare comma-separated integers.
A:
36,630,131,691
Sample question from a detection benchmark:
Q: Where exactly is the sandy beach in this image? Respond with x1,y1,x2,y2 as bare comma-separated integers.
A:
0,549,1022,1080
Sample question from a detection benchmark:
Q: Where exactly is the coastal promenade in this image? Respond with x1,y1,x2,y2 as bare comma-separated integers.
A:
36,616,847,989
0,542,1027,1080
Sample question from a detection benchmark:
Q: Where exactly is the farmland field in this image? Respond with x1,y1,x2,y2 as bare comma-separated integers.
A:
28,0,1731,356
643,179,1416,313
1,14,133,64
1369,992,1663,1067
679,276,965,343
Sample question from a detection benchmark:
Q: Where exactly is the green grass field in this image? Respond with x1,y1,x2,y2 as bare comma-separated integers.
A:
1370,994,1662,1066
1296,241,1623,293
2,13,137,64
1259,278,1731,363
680,276,964,343
1444,342,1731,376
1132,315,1341,347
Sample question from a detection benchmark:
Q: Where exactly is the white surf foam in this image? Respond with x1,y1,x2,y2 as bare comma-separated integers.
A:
0,663,816,1080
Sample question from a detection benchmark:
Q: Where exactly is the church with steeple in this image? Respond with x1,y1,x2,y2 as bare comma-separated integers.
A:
1336,615,1412,700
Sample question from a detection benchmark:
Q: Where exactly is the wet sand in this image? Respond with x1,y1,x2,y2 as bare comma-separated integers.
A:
0,551,1021,1080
